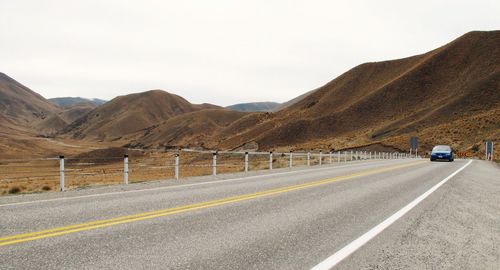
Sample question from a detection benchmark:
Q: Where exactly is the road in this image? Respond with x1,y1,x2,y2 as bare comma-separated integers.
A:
0,159,498,269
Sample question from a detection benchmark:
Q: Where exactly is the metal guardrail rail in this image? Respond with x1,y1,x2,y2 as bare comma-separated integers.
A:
0,150,419,193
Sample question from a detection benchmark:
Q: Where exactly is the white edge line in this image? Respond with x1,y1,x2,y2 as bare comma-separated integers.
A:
0,159,405,208
311,159,473,270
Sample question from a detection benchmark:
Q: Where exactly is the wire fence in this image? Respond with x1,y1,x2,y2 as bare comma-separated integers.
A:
0,150,413,195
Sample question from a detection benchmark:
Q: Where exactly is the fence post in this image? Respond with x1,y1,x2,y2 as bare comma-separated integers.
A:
59,155,65,192
319,150,323,166
175,153,180,180
289,151,293,169
329,151,332,164
212,152,217,176
269,151,273,170
337,151,340,163
307,151,311,166
123,154,129,185
350,151,353,161
244,152,249,174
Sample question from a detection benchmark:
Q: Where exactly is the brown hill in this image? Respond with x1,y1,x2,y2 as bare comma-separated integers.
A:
209,31,500,153
63,90,222,141
0,73,60,130
127,31,497,155
126,109,250,149
58,103,97,123
0,73,110,158
0,73,63,134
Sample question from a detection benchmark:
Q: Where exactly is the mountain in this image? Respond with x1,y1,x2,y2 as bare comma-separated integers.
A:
0,72,64,134
210,31,500,153
49,97,107,107
129,31,498,153
63,90,223,141
0,73,92,158
3,30,498,157
226,102,280,112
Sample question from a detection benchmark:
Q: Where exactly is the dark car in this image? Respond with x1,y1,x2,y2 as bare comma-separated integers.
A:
430,145,454,162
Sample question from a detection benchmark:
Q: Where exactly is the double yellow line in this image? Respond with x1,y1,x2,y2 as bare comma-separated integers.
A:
0,161,424,247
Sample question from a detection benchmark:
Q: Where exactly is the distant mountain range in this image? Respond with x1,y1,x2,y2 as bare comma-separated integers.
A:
0,30,498,158
49,97,107,107
226,102,280,112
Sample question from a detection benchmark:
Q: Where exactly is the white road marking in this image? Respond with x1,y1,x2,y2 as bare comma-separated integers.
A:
0,159,402,208
311,159,473,270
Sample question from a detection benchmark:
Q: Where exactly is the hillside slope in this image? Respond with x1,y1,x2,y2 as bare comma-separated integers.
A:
209,31,500,153
0,73,65,134
63,90,222,141
126,109,250,148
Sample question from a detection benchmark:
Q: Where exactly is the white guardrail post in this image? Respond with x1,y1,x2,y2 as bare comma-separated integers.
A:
329,151,332,164
337,151,341,163
289,151,293,169
212,152,217,176
319,150,323,166
59,155,65,192
307,151,311,166
269,151,273,170
244,152,249,174
175,153,180,180
123,154,129,185
350,151,353,161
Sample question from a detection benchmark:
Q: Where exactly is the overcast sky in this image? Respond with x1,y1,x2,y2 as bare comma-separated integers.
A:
1,0,499,106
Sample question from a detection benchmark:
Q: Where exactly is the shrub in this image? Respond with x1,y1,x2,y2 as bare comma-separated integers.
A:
8,187,21,194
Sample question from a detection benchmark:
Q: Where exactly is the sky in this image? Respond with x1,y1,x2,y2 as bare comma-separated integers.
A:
1,1,499,106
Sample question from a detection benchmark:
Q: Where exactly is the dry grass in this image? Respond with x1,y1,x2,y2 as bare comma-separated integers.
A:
0,151,343,195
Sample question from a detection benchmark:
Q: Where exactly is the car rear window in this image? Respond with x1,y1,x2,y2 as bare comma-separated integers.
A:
433,146,451,152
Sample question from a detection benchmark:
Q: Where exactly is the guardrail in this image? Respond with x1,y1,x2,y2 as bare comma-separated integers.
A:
0,150,415,194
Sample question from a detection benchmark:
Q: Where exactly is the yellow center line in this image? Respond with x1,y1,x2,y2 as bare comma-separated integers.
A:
0,161,425,247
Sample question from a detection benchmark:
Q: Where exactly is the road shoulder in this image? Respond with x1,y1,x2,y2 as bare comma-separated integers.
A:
336,160,500,269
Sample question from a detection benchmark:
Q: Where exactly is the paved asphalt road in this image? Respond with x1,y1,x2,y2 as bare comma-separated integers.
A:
0,159,498,269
